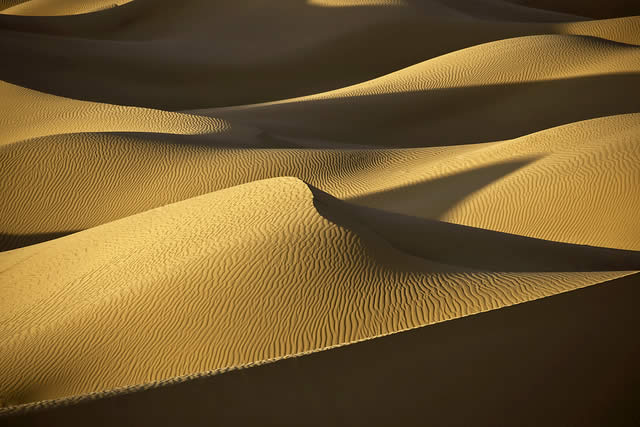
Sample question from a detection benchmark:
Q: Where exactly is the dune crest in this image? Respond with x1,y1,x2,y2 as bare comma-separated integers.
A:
1,177,636,406
2,113,639,251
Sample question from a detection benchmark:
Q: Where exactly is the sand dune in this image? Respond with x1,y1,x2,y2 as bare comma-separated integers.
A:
3,113,639,250
1,0,639,424
195,35,640,146
0,177,636,406
0,82,235,146
4,273,638,426
0,1,638,109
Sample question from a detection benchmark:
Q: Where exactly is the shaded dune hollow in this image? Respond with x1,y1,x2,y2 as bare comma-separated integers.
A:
1,0,639,425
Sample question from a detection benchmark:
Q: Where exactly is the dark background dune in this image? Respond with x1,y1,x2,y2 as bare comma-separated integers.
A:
507,0,640,19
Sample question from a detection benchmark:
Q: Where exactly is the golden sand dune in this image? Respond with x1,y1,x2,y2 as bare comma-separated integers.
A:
1,177,637,406
4,273,638,426
2,110,639,250
0,82,235,146
1,0,639,425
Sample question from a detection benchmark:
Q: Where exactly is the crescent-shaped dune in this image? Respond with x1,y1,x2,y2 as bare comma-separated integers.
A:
1,0,639,425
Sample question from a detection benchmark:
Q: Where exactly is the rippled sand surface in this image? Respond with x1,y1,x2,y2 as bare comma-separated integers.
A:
1,1,639,425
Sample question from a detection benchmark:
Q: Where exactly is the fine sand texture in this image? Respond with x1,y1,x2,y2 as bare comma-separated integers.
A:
1,0,639,425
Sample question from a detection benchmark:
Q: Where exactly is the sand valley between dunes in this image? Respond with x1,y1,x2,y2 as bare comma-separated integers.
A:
1,0,639,426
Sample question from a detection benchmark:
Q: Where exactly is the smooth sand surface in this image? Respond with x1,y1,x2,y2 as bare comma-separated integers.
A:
1,0,639,425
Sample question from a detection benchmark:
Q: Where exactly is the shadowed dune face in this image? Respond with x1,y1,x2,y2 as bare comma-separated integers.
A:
315,198,640,272
1,0,640,423
505,0,640,19
0,232,79,251
0,2,638,108
207,74,640,147
347,159,541,218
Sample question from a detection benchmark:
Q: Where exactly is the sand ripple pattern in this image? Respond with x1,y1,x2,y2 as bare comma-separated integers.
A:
0,177,634,406
1,0,639,417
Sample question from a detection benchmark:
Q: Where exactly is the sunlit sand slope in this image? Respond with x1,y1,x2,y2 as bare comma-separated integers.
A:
3,273,638,427
0,0,26,11
0,177,636,406
2,112,639,251
0,82,233,146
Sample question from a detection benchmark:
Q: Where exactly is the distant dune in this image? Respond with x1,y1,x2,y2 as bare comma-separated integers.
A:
1,0,639,425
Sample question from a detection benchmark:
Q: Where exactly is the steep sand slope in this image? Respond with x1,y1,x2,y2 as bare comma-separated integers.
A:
0,177,636,406
345,113,640,250
3,273,638,426
0,1,638,109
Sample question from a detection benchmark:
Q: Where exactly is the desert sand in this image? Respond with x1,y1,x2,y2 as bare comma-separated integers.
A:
0,1,639,426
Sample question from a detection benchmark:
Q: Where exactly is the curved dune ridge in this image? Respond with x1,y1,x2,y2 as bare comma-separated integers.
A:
1,0,639,424
1,176,637,406
0,1,639,109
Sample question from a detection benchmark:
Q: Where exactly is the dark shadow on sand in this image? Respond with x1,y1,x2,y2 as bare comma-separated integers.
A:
0,231,80,251
311,184,640,272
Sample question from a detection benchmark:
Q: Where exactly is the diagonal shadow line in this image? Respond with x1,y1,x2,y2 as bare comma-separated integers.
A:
346,158,540,220
0,157,538,254
0,231,80,252
311,184,640,272
223,73,640,148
